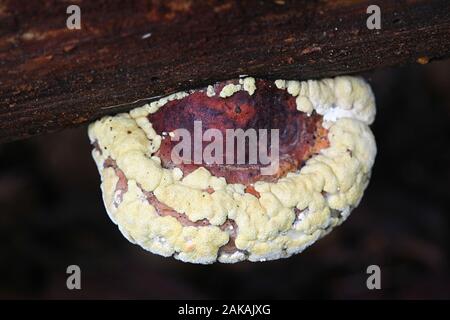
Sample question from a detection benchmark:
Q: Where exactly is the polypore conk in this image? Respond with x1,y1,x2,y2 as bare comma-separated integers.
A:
88,76,377,264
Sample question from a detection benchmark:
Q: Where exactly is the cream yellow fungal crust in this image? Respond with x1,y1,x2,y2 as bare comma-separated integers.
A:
219,83,242,98
239,77,256,95
88,76,377,264
217,77,256,98
275,76,376,125
206,85,216,97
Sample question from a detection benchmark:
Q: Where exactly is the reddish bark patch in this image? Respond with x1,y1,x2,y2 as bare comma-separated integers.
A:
103,157,128,206
244,185,260,198
149,79,329,185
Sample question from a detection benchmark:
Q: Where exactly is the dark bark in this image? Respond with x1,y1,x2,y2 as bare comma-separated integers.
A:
0,0,449,143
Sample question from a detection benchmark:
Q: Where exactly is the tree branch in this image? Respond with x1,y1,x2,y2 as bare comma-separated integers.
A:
1,0,449,143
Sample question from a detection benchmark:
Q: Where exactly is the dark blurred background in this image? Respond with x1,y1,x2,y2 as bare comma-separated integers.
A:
0,60,449,299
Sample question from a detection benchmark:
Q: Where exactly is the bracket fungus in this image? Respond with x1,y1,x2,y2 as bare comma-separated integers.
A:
88,76,376,264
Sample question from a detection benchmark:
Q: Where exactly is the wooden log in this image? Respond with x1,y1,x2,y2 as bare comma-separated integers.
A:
1,0,449,143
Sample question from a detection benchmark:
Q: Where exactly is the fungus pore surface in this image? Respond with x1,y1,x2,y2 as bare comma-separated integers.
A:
88,76,377,264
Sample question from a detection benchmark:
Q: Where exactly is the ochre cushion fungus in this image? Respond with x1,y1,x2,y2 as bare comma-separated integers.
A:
89,76,376,264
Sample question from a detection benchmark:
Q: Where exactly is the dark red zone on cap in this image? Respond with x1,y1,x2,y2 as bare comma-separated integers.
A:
149,79,329,185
